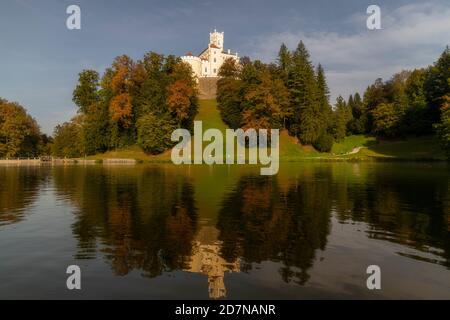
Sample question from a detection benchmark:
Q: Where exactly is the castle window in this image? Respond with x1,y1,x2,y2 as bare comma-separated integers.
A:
205,68,208,73
214,58,216,63
213,68,217,73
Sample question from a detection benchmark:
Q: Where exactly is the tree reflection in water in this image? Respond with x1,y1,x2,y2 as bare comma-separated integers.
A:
0,166,47,226
217,171,332,285
49,163,450,298
53,166,198,277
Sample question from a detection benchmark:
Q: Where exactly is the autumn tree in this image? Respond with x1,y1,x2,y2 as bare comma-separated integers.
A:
0,99,42,158
371,103,402,138
242,69,290,130
167,80,195,127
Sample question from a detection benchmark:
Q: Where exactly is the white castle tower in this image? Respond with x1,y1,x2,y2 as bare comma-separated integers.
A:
181,29,239,79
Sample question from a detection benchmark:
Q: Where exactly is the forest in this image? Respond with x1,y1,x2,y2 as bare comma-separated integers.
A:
0,44,449,159
216,43,450,154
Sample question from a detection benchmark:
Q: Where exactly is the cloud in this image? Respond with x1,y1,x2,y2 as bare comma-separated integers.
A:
244,2,450,102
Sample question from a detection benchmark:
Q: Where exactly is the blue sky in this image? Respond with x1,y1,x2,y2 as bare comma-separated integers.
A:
0,0,449,134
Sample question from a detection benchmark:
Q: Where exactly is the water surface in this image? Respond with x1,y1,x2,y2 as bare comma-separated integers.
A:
0,163,449,299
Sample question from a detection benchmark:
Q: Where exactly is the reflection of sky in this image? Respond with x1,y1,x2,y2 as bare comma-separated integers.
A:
1,0,449,134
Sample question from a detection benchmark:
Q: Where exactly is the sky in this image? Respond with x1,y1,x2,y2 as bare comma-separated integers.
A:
0,0,449,134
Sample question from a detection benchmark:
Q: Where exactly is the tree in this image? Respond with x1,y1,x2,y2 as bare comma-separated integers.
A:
52,117,84,158
73,70,100,114
109,93,133,128
347,92,368,134
316,64,332,135
0,99,42,158
364,78,386,132
137,113,175,154
242,70,290,130
332,96,352,141
277,43,291,82
425,46,450,123
288,41,321,144
217,59,243,129
371,103,402,138
404,69,431,134
434,95,450,158
82,102,110,155
167,80,195,127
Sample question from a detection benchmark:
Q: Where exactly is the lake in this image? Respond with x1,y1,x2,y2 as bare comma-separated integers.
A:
0,162,449,299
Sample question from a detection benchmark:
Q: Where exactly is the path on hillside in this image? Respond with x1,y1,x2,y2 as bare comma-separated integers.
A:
345,147,366,155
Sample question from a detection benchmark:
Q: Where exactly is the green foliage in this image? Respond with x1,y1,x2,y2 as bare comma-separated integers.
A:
313,133,334,152
82,102,110,154
73,70,100,114
351,47,449,140
434,97,450,158
332,96,352,141
217,58,243,128
0,99,42,158
425,46,450,122
371,103,402,138
137,113,175,154
52,117,84,158
241,69,290,129
288,42,323,144
217,42,331,148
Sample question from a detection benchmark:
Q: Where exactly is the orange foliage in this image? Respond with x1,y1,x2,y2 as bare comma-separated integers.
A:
111,67,128,93
166,80,194,123
109,93,133,127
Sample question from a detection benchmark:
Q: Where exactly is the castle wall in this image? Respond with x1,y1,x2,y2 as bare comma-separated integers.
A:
182,30,239,79
181,55,202,79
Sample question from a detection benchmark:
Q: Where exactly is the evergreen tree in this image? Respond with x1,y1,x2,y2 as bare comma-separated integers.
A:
277,43,291,82
332,96,352,141
316,64,332,135
287,41,321,144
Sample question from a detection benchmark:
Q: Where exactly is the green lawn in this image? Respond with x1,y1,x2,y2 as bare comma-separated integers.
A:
331,135,377,155
87,99,447,162
355,136,446,160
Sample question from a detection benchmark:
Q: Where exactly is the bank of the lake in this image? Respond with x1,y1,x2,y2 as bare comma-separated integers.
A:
82,100,447,163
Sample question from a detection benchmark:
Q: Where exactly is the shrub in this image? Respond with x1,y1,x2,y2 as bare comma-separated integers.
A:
313,134,334,152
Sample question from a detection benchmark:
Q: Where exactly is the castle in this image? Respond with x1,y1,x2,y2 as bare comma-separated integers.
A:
181,30,239,79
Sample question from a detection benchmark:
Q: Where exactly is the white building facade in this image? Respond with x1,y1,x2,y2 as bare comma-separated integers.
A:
181,30,239,79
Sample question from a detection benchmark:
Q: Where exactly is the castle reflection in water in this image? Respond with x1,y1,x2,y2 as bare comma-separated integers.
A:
185,225,240,299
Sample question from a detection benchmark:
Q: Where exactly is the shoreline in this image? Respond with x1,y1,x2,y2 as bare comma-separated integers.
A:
1,157,447,166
